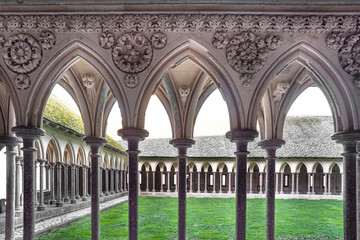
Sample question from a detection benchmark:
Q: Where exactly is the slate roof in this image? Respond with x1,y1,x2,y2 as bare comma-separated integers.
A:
118,116,343,158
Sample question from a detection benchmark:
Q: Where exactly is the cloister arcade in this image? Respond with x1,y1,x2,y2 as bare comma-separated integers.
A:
0,1,360,240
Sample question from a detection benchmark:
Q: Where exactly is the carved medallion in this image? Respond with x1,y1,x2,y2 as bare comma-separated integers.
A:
82,73,95,88
150,32,167,49
212,31,229,49
14,74,30,90
326,32,345,50
124,74,139,88
99,31,115,49
39,31,56,50
273,81,290,102
339,33,360,76
3,33,42,74
112,33,153,74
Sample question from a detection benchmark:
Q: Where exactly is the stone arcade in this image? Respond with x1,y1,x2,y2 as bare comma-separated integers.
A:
0,1,360,240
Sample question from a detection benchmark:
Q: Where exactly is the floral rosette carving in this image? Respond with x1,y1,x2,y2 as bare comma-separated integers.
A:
3,33,42,74
150,32,167,49
226,32,282,86
124,74,139,88
112,32,153,74
326,32,345,50
212,31,229,49
99,31,115,49
14,74,30,90
39,31,56,50
339,33,360,76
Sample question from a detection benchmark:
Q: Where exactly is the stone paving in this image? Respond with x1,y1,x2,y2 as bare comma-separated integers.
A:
0,194,128,240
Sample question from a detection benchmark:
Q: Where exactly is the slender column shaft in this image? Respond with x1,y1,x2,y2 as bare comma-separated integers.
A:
275,173,279,194
296,173,299,194
0,136,21,240
259,173,263,194
63,164,70,202
13,126,45,240
83,136,107,240
204,172,208,193
119,170,123,192
152,171,155,192
311,173,315,194
76,165,80,199
99,167,104,196
71,164,77,204
226,130,258,240
115,170,119,193
170,138,195,240
328,173,332,195
324,173,328,195
212,172,216,193
259,139,284,240
56,162,63,207
37,159,46,211
15,156,22,211
82,166,88,201
49,162,56,204
249,173,253,194
124,170,127,191
110,169,115,194
189,172,193,193
175,172,178,192
307,173,311,194
280,173,284,194
160,170,164,192
219,172,223,193
291,173,295,194
197,171,201,193
105,169,109,195
34,160,38,205
146,171,149,192
167,171,171,193
228,172,232,193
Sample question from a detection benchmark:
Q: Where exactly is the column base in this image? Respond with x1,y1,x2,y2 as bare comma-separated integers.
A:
105,192,110,196
70,199,77,204
49,199,56,205
100,193,104,197
311,192,315,195
204,190,207,193
110,191,115,194
307,192,311,195
295,191,299,194
76,195,81,200
280,191,284,194
115,190,120,193
82,197,88,201
327,192,332,195
63,197,70,203
259,191,263,194
37,204,46,211
56,201,63,207
291,191,295,194
227,191,232,194
275,191,279,194
249,191,253,194
152,189,155,192
212,191,216,193
197,191,201,193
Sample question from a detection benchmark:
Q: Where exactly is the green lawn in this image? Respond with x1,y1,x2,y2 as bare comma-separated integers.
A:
38,197,343,239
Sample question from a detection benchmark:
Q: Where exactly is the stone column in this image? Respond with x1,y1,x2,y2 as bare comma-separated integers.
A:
259,139,284,240
204,172,208,193
160,170,164,192
226,129,258,240
34,160,38,205
146,171,149,192
124,170,127,191
219,172,223,193
138,171,141,193
189,171,193,193
170,138,195,240
311,173,315,195
119,170,123,192
307,173,311,195
105,168,110,195
280,173,284,194
13,126,45,240
175,172,178,192
152,171,156,192
323,173,328,195
63,164,70,202
76,165,80,199
56,162,63,207
167,171,171,193
275,173,279,194
212,172,216,193
83,136,107,240
228,172,232,193
332,131,360,240
197,171,201,193
259,172,263,194
15,156,22,211
49,161,56,204
82,165,88,201
71,163,77,204
115,170,119,193
291,173,295,194
99,167,104,196
249,173,253,194
119,128,148,240
37,159,46,211
296,173,299,194
328,173,332,195
110,169,115,194
0,136,22,240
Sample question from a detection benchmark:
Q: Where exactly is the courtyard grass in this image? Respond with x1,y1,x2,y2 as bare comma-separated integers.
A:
37,197,343,239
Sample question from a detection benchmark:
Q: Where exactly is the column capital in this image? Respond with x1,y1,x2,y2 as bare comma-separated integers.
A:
71,163,77,168
49,161,56,167
11,126,45,140
0,135,22,146
83,136,108,147
170,138,195,156
331,130,360,145
226,129,258,143
258,139,285,150
37,159,47,165
56,161,63,166
118,128,149,141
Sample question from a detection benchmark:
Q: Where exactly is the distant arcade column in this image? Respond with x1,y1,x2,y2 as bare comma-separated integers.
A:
12,126,45,240
71,163,77,204
15,156,22,211
332,131,360,240
226,130,258,240
118,128,148,240
63,164,70,202
49,162,56,204
258,139,285,240
83,136,107,240
56,162,64,207
170,138,195,240
0,136,22,240
37,159,46,211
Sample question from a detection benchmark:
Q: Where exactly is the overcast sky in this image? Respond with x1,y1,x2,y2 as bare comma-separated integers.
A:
52,85,331,140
